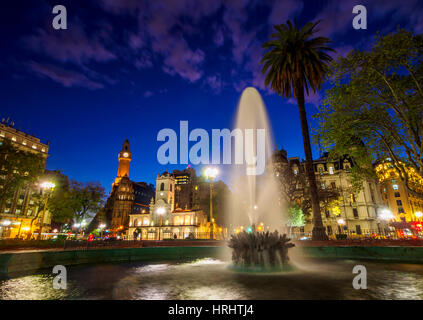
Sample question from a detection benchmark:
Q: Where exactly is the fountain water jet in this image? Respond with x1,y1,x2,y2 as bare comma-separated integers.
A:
227,87,295,271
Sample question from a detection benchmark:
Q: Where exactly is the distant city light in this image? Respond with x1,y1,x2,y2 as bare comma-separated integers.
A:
379,208,395,221
204,167,218,179
40,181,55,189
337,218,346,225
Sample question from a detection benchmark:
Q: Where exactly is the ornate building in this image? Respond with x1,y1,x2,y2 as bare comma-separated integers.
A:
105,139,155,233
128,169,210,240
271,148,384,238
375,159,423,222
0,121,51,239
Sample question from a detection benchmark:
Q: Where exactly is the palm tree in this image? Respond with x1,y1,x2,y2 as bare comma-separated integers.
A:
261,19,334,240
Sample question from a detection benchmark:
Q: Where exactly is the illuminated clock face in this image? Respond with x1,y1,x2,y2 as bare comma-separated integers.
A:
123,152,129,157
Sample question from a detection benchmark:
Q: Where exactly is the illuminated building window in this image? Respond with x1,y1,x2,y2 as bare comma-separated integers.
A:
321,182,325,189
41,148,45,152
350,193,356,203
293,169,298,175
0,131,4,137
32,145,37,149
329,167,334,174
318,167,323,175
353,208,359,218
12,136,16,141
393,184,399,190
396,200,402,206
22,140,26,145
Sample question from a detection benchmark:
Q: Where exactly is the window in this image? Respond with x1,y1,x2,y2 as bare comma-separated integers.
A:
327,226,333,235
329,167,334,174
170,184,172,192
394,192,400,198
356,225,362,235
321,182,325,189
396,200,402,206
331,182,336,189
393,184,399,190
345,165,351,172
293,169,298,175
350,193,356,203
319,167,323,175
32,145,37,149
353,208,359,218
160,183,164,191
398,207,405,214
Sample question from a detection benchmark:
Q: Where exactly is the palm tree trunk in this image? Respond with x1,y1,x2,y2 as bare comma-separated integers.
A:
295,83,328,241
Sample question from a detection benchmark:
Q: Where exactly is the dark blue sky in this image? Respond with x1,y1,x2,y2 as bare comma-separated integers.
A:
1,0,422,193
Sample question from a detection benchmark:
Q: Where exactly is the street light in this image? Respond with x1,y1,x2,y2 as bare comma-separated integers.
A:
156,207,166,240
99,223,106,239
37,181,55,240
204,167,218,240
379,208,395,221
337,218,346,234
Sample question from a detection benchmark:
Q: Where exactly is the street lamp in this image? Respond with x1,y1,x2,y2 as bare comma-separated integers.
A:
37,181,55,240
337,218,346,234
156,207,166,240
204,167,218,240
378,208,395,237
99,223,106,239
378,208,395,221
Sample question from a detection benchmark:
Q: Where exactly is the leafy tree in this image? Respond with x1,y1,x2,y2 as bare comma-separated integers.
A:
0,139,44,209
261,20,334,240
314,29,423,196
274,159,339,217
287,205,305,228
68,180,106,224
45,170,74,224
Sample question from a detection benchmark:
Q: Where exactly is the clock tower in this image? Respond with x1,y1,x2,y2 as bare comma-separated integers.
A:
114,138,131,185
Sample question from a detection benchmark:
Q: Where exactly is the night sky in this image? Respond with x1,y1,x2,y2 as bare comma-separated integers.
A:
1,0,422,193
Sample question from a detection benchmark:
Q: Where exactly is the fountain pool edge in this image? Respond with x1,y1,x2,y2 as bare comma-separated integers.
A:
3,245,423,277
302,245,423,263
0,246,222,276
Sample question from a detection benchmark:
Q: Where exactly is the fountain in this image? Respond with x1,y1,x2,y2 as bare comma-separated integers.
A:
227,87,295,271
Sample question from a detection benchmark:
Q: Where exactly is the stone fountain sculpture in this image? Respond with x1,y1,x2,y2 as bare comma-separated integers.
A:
228,230,295,270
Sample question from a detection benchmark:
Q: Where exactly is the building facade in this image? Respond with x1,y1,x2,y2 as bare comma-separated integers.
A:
128,169,210,240
271,148,385,238
0,121,51,239
375,160,423,222
105,139,155,233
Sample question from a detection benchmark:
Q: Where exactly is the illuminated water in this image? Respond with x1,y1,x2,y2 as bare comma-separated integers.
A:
2,257,423,300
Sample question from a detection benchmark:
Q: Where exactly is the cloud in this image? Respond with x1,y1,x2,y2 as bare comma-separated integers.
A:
144,91,154,98
205,74,223,94
27,61,104,89
23,24,116,66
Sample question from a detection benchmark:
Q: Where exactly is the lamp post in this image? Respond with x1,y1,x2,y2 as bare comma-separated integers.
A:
37,181,55,240
337,218,346,235
156,207,165,240
99,223,106,239
204,167,218,240
378,208,395,237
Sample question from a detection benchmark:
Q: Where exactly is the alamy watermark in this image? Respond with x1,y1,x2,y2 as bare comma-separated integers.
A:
157,121,266,175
